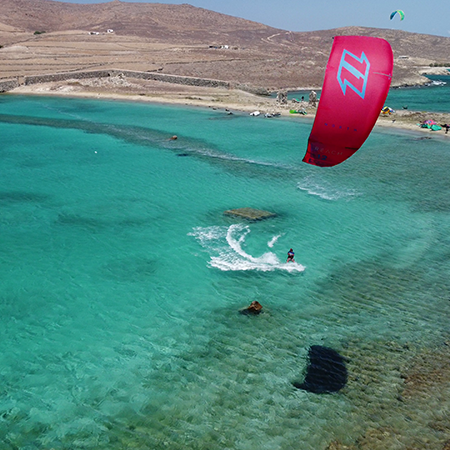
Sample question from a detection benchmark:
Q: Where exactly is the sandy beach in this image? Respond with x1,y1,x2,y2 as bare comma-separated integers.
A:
8,76,450,138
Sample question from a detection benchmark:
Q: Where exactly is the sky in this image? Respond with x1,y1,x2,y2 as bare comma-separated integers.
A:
57,0,450,37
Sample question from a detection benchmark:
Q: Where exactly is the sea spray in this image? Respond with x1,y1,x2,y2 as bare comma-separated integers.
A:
190,224,305,272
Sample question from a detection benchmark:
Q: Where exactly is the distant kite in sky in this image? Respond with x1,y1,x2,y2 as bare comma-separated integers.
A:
303,36,393,167
390,10,405,21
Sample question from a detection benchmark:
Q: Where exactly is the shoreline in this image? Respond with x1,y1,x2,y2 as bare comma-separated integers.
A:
7,80,450,138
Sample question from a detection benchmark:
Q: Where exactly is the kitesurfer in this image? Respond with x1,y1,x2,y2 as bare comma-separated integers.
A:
287,249,295,262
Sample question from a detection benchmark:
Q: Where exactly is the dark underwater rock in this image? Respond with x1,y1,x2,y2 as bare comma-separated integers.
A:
224,207,276,221
293,345,348,394
239,301,263,315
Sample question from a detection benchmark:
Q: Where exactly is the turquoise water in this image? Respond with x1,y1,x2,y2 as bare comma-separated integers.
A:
1,95,450,449
284,73,450,113
386,74,450,113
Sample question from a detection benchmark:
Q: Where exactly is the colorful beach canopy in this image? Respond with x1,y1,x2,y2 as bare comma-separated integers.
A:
303,36,393,167
390,10,405,21
420,119,441,131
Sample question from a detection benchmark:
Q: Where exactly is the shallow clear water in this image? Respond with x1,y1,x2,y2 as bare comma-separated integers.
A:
386,74,450,113
284,73,450,113
1,95,450,449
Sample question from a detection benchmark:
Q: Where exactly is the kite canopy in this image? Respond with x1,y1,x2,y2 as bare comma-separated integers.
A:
303,36,393,167
390,10,405,21
381,106,394,114
420,119,441,130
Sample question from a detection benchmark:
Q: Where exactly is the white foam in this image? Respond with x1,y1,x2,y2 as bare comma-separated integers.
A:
429,80,446,86
297,175,359,201
189,224,305,273
267,234,282,248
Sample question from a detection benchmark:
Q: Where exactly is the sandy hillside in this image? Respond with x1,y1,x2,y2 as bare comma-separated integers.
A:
0,0,449,89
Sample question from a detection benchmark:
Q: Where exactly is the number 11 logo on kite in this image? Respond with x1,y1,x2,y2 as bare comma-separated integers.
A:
303,36,393,167
337,50,370,100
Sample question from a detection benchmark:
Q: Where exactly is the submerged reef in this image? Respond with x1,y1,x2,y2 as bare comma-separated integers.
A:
224,207,276,221
293,345,348,394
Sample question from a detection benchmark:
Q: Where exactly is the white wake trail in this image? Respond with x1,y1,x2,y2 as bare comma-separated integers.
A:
190,224,305,273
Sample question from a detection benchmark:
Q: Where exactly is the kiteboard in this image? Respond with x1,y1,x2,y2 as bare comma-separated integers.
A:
303,36,393,167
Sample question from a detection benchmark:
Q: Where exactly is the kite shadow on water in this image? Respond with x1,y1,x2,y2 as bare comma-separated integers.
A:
293,345,348,394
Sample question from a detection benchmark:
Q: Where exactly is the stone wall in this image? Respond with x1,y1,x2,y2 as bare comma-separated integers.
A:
24,70,113,85
22,69,233,90
0,78,19,92
234,83,270,96
0,69,269,95
113,70,232,89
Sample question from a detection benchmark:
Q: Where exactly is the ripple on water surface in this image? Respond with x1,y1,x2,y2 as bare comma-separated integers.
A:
1,96,450,449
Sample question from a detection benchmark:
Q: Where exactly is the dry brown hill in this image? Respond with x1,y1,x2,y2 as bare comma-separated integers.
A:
0,0,449,89
0,0,278,41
